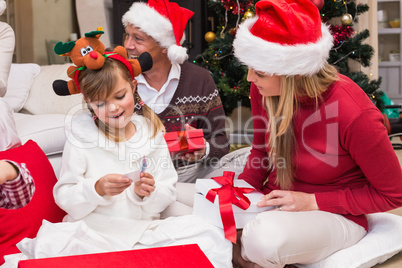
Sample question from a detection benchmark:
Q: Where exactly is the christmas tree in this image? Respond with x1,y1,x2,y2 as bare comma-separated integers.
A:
195,0,384,115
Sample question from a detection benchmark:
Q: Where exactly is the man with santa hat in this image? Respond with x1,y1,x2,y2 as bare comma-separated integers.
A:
122,0,230,185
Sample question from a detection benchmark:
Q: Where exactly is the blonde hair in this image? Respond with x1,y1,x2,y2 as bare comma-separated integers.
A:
263,63,339,190
78,58,164,142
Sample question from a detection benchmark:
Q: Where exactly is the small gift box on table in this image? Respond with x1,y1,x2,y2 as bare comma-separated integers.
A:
18,244,213,268
193,171,274,243
164,129,204,154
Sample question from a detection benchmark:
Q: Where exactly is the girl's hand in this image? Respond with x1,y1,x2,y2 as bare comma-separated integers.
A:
0,160,18,184
95,174,132,196
257,190,319,212
134,172,155,197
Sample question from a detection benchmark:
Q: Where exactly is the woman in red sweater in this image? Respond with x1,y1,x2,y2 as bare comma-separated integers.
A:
232,0,402,267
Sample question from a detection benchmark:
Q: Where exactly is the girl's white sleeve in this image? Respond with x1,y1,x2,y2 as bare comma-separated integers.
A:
53,141,114,220
126,131,178,213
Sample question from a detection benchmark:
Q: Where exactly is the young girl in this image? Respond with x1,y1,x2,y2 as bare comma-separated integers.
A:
0,98,35,209
231,0,402,267
10,54,231,267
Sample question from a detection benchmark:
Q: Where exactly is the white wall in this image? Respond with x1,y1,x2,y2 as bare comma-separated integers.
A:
14,0,77,65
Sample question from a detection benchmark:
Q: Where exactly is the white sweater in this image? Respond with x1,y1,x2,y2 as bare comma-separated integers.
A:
53,111,178,245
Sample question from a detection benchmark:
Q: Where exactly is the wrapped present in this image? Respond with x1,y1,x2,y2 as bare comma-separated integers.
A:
18,244,213,268
193,171,274,243
164,129,204,154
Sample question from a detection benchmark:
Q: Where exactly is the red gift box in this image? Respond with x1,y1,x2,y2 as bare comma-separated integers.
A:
194,172,274,243
164,129,204,154
18,244,213,268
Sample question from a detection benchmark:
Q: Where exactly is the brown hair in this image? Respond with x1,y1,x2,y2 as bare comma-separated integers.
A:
78,58,164,142
263,63,339,190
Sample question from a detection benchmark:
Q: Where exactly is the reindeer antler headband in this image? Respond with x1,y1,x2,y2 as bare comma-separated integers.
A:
52,27,152,96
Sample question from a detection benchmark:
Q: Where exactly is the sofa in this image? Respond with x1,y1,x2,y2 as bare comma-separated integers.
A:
3,63,402,267
4,63,83,178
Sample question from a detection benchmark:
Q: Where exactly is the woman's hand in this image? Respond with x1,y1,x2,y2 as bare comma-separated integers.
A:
95,174,132,196
257,190,319,212
134,172,155,198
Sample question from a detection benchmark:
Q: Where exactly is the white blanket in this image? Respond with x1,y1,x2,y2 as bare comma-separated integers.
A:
1,215,232,268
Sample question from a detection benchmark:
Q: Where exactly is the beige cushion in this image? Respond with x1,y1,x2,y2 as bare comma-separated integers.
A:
13,113,68,156
4,63,40,112
23,64,83,115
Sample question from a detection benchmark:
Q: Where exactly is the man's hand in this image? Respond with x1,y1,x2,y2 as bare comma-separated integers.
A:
175,124,206,163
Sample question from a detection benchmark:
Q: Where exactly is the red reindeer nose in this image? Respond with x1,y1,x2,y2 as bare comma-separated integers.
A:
89,51,98,59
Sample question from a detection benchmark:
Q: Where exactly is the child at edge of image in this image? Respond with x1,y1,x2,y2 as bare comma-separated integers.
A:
0,0,35,211
0,98,35,210
2,56,232,267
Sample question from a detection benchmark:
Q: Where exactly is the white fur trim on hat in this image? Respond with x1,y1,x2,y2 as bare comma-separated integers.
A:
0,0,6,16
233,17,334,76
168,44,188,64
122,2,187,64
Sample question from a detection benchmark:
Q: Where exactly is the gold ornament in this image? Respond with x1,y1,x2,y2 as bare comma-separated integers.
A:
242,9,255,21
204,31,216,43
229,27,237,36
341,13,353,25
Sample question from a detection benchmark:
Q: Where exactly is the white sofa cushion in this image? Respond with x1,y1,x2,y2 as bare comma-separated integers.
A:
23,64,83,115
299,213,402,268
13,113,67,156
4,63,40,112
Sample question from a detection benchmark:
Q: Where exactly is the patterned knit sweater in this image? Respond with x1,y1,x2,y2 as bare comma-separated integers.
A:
156,62,229,166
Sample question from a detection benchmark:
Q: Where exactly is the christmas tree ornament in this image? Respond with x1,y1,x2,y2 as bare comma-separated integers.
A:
310,0,324,10
229,27,237,36
242,9,255,21
330,25,353,46
341,13,353,25
204,31,217,43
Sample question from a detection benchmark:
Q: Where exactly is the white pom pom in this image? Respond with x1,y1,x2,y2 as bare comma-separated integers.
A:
0,0,6,16
167,45,188,64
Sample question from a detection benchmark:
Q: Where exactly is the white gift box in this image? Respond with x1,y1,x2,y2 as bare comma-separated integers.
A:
193,179,274,229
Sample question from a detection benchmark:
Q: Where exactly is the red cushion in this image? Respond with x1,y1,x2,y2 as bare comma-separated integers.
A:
0,140,66,264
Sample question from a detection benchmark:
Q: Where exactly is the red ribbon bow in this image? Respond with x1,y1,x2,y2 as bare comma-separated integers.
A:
206,171,254,243
177,131,189,152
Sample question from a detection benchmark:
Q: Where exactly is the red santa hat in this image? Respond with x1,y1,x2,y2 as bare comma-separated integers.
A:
122,0,194,65
233,0,333,76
